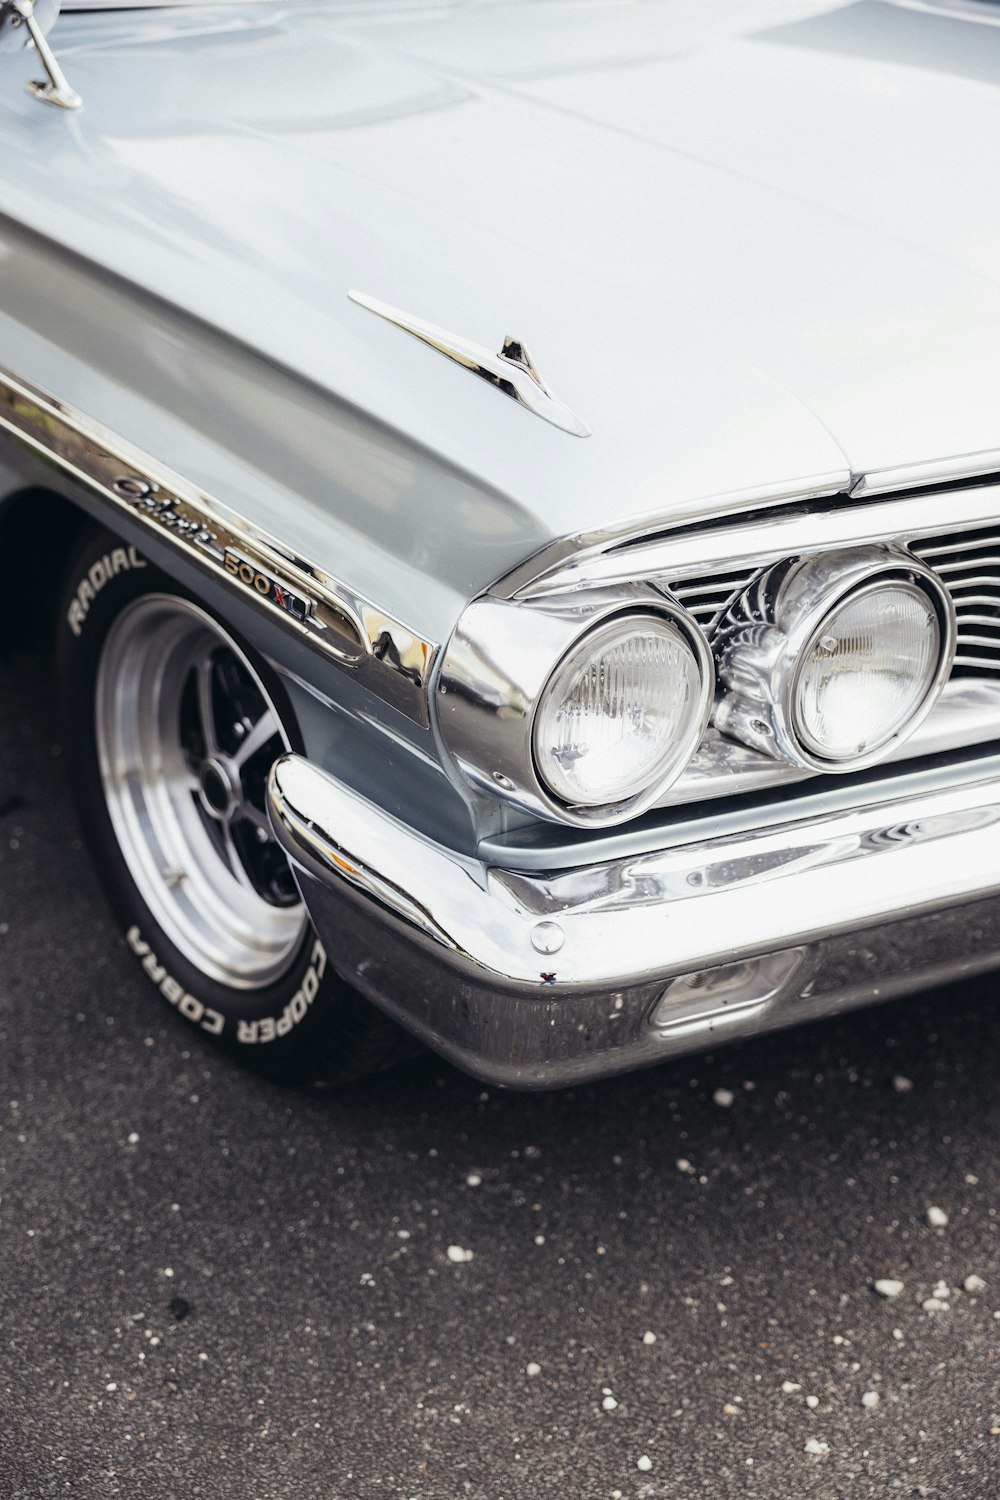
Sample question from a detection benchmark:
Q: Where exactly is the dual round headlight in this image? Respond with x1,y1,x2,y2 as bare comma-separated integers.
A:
715,548,955,772
440,546,955,828
532,612,709,808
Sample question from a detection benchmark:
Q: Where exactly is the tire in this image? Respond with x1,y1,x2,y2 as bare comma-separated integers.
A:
57,524,414,1083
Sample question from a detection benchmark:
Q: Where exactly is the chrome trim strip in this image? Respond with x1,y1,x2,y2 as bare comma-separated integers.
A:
0,366,436,725
348,290,591,439
850,449,1000,498
495,471,850,601
513,478,1000,598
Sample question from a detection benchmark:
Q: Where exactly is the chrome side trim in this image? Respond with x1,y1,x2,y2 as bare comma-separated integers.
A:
0,366,436,725
348,290,592,439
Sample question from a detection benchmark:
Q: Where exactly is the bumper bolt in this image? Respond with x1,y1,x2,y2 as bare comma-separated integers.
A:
531,920,564,955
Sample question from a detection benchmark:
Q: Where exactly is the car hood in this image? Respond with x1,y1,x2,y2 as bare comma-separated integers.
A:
2,0,1000,583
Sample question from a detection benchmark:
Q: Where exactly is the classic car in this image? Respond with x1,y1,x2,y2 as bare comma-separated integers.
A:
0,0,998,1088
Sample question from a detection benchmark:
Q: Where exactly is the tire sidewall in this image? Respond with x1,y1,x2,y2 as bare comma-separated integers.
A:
57,527,339,1064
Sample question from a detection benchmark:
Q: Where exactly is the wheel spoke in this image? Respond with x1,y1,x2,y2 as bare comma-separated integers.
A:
196,656,221,758
232,708,280,769
222,823,259,894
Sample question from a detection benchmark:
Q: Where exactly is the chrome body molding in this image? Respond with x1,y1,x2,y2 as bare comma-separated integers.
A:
493,471,851,603
347,291,592,439
850,450,1000,498
268,752,1000,1087
436,585,714,828
713,546,956,771
0,367,436,725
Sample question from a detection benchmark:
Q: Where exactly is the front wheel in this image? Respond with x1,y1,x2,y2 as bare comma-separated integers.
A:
57,526,413,1082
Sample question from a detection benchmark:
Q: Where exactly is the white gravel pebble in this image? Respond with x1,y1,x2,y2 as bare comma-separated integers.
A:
713,1088,735,1108
676,1158,695,1175
636,1456,652,1473
922,1297,949,1313
964,1274,987,1294
465,1173,482,1188
804,1439,830,1456
105,1383,117,1393
602,1396,618,1411
525,1362,541,1378
447,1245,473,1263
892,1076,913,1093
781,1381,801,1394
874,1278,906,1299
126,1133,140,1145
806,1396,820,1409
932,1279,951,1300
861,1391,880,1409
642,1330,657,1345
926,1206,949,1228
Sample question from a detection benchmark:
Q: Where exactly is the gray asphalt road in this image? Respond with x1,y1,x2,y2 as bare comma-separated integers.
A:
3,646,1000,1500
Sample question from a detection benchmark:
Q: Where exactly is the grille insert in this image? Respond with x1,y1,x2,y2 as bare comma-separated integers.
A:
911,530,1000,675
667,527,1000,678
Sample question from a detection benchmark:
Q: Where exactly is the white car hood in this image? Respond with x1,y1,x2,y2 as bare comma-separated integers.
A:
1,0,1000,557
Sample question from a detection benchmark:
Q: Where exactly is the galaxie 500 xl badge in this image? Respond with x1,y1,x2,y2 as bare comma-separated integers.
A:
223,550,309,622
114,479,311,625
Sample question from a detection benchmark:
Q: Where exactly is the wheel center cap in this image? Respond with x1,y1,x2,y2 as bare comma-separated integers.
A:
199,757,239,820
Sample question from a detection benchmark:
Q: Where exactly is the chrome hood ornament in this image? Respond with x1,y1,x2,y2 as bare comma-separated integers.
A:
348,290,591,438
0,0,81,110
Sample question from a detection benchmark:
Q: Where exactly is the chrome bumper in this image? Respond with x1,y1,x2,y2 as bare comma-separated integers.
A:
267,754,1000,1088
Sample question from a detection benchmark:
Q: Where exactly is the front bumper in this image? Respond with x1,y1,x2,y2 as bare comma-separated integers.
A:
267,754,1000,1088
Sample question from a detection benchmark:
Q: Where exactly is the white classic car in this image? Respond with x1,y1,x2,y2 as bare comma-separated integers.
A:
0,0,998,1086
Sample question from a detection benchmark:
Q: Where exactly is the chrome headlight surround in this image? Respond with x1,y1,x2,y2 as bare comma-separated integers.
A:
436,586,715,827
714,546,956,772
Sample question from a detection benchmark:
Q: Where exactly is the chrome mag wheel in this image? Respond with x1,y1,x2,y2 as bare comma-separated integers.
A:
95,594,307,989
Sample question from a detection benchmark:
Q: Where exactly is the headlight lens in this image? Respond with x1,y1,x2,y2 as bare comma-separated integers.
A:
791,581,941,761
533,613,706,807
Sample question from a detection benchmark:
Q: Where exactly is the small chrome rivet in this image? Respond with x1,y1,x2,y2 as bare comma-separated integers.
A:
531,920,564,955
492,771,515,791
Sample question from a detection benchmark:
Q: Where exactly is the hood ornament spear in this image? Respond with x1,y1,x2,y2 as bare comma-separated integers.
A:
0,0,82,111
348,290,591,438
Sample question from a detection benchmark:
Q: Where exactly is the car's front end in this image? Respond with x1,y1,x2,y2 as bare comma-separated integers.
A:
269,460,1000,1085
2,0,1000,1085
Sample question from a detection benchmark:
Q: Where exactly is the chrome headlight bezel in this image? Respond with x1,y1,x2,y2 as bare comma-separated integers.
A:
437,586,715,827
714,546,957,773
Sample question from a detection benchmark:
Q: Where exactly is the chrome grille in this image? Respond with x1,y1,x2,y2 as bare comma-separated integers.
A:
667,566,760,632
668,527,1000,677
910,530,1000,675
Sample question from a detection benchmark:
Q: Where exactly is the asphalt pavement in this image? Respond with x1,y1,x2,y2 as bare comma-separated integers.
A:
3,645,1000,1500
